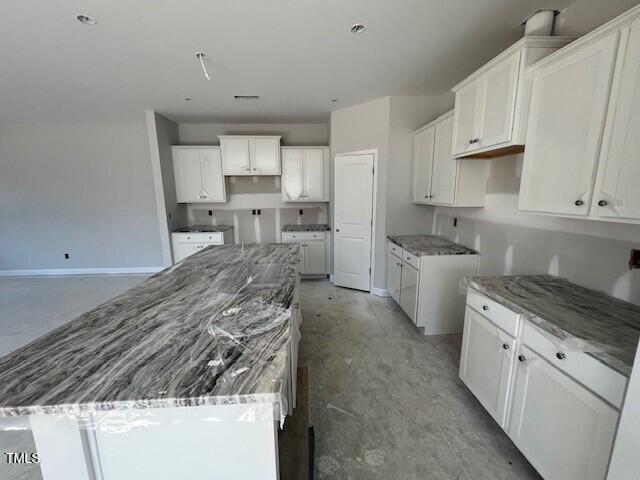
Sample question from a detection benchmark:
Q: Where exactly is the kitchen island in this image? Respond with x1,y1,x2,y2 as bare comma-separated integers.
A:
0,243,300,480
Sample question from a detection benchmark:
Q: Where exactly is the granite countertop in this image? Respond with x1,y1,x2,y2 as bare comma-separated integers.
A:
282,224,330,232
0,244,298,418
388,235,478,256
465,275,640,376
174,224,233,233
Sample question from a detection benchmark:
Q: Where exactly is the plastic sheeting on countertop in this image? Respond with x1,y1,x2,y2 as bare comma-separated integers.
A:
0,243,300,432
461,275,640,376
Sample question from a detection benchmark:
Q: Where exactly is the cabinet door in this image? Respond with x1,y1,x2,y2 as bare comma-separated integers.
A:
250,137,281,175
386,252,402,304
220,137,251,175
282,149,303,201
452,82,480,156
595,19,640,221
172,148,203,203
430,115,457,206
412,126,435,204
477,51,520,148
199,148,226,202
399,262,418,323
459,307,516,428
519,32,619,216
304,241,326,274
302,149,326,201
508,345,619,480
175,243,202,262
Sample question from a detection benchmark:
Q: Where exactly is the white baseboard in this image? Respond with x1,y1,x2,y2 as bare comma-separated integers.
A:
0,267,164,277
370,287,390,297
329,274,335,283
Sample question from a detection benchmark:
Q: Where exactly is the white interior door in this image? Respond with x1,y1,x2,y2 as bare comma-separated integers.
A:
334,153,374,291
412,126,435,204
430,116,457,205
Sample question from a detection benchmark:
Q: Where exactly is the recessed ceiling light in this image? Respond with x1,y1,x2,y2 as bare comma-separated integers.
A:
76,14,97,25
350,23,365,34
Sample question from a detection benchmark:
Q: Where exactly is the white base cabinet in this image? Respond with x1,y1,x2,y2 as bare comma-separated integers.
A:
172,231,233,263
281,231,330,275
387,240,479,334
460,288,625,480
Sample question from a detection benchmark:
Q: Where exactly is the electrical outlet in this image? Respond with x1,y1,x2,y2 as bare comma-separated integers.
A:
257,209,261,215
629,249,640,269
64,253,70,259
453,218,458,227
299,209,303,215
208,210,213,216
252,209,256,215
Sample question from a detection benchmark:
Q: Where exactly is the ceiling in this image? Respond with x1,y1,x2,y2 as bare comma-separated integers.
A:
0,0,575,124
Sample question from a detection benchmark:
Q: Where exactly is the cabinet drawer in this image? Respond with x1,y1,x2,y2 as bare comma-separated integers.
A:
387,240,403,259
173,233,224,244
402,250,420,269
521,322,627,409
282,231,326,243
466,289,520,337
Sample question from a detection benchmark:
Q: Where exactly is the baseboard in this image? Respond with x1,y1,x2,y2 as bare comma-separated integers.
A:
370,287,390,297
329,274,335,283
0,266,164,277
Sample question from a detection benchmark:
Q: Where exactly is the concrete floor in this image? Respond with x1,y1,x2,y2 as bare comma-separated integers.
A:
299,279,540,480
0,275,539,479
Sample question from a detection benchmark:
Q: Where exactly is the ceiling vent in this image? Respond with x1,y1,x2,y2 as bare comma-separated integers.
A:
234,95,260,100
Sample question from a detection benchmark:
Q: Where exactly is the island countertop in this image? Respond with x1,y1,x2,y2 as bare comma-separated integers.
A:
465,275,640,376
388,235,478,256
0,243,298,418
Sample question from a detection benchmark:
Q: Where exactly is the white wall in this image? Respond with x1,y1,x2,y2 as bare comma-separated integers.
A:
0,120,164,272
178,123,329,146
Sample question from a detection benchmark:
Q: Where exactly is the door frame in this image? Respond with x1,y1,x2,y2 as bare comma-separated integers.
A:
331,149,379,294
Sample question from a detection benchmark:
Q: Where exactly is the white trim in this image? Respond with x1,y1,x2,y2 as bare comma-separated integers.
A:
0,267,163,277
333,149,379,293
329,274,335,283
145,110,173,268
370,288,390,298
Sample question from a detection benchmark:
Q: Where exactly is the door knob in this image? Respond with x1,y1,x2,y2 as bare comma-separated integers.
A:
598,200,608,206
574,200,584,206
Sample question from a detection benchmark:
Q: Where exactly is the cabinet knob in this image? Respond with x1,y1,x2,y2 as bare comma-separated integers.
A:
518,354,526,362
482,305,489,311
502,343,510,350
336,228,340,232
556,352,566,360
245,167,250,171
253,168,257,171
598,200,608,207
574,200,584,206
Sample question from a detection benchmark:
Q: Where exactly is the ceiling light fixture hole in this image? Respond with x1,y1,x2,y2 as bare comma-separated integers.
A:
76,14,97,25
350,23,365,34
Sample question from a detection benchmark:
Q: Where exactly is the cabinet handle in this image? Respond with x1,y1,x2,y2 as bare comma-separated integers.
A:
245,167,251,172
574,199,584,206
482,305,489,311
556,352,566,360
502,343,510,350
518,354,526,362
598,200,608,207
396,263,401,267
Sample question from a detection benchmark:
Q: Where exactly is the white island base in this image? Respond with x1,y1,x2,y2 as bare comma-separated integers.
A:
16,403,280,480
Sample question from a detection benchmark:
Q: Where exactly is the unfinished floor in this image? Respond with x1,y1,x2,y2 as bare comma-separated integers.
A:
0,276,539,479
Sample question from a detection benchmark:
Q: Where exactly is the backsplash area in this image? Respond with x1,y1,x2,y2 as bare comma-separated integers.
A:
433,212,640,305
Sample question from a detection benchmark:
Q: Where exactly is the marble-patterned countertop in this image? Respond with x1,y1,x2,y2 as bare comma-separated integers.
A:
173,224,233,233
0,244,298,418
282,224,330,232
388,235,478,256
465,275,640,376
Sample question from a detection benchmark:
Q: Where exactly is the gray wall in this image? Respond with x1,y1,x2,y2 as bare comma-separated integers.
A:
178,123,329,146
0,120,164,271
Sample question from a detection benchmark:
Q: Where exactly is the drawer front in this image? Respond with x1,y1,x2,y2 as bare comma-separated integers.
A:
387,240,403,259
282,231,326,243
466,289,520,337
521,322,627,409
402,250,420,269
173,233,224,244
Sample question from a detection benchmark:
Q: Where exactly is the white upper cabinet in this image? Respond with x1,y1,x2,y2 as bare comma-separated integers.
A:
519,32,619,216
452,37,574,158
281,147,329,202
219,136,281,175
518,5,640,223
172,146,226,203
413,111,490,207
593,16,640,222
412,126,435,204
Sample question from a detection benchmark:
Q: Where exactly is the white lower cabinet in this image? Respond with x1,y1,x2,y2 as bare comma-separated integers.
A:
171,231,233,263
282,231,329,275
460,289,623,480
399,261,418,323
508,345,619,480
386,248,402,303
459,307,516,428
